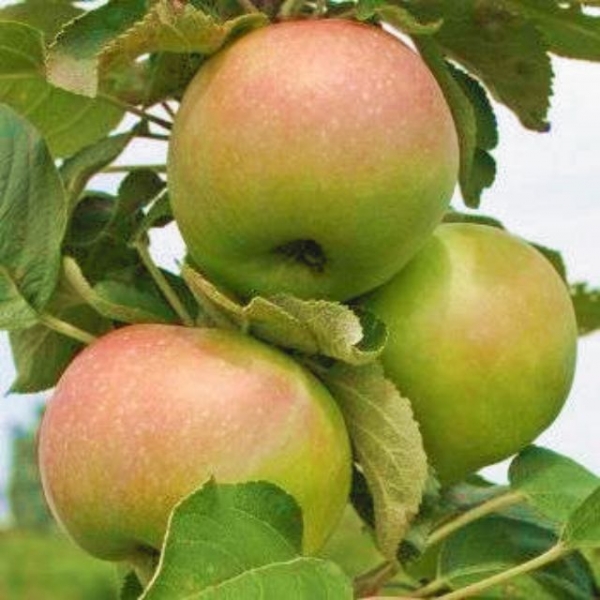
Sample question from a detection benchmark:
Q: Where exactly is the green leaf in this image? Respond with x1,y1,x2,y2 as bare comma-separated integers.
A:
415,39,484,208
9,273,112,393
571,283,600,336
0,21,123,157
410,0,553,132
509,446,599,527
0,0,82,43
182,265,386,365
317,362,428,559
563,486,600,549
48,0,267,98
505,0,600,61
47,0,148,97
440,515,595,598
530,242,567,281
64,170,165,283
0,104,67,329
63,258,178,325
142,481,353,599
60,133,133,210
357,2,442,35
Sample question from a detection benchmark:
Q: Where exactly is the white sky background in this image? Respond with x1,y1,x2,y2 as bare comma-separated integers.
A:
0,20,599,517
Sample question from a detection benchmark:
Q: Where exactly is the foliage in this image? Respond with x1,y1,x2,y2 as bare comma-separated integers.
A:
0,0,599,597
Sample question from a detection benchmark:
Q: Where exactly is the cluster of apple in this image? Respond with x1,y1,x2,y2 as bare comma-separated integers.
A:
37,17,577,575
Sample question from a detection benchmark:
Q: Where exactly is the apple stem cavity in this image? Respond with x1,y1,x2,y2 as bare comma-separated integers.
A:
273,239,327,273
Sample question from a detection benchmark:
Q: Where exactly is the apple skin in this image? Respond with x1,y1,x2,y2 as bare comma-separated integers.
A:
38,325,352,561
362,223,578,484
168,19,458,301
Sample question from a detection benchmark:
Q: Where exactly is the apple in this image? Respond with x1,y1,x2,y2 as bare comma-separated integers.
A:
168,19,459,301
38,325,352,562
362,223,578,484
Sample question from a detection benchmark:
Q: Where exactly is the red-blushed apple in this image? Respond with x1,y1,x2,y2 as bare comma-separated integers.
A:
363,223,578,484
38,325,352,562
168,18,459,301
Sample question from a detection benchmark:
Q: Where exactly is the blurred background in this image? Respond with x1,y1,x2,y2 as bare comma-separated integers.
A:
0,5,599,598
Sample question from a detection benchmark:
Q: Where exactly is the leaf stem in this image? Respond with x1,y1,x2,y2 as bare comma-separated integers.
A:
436,543,568,600
161,101,176,119
39,313,97,345
99,93,173,131
427,490,525,548
354,560,399,597
405,577,447,598
135,242,195,327
103,164,167,174
137,132,170,141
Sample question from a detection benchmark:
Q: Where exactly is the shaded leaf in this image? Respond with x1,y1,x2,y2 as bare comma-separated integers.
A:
0,21,123,157
9,271,111,393
571,282,600,336
142,481,353,599
317,362,428,559
0,104,67,329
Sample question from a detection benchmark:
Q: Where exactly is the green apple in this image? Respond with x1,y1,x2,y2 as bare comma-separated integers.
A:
38,325,352,561
168,19,458,301
363,223,578,484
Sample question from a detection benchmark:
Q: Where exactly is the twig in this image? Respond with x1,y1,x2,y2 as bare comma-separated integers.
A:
135,241,195,327
99,93,173,131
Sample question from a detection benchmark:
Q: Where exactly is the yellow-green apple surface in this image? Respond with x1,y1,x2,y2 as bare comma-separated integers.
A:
38,325,352,561
363,224,578,484
168,19,458,300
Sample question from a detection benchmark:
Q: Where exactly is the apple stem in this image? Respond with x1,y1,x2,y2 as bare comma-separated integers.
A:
436,543,568,600
134,241,195,328
39,313,98,345
427,489,525,548
98,93,173,131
